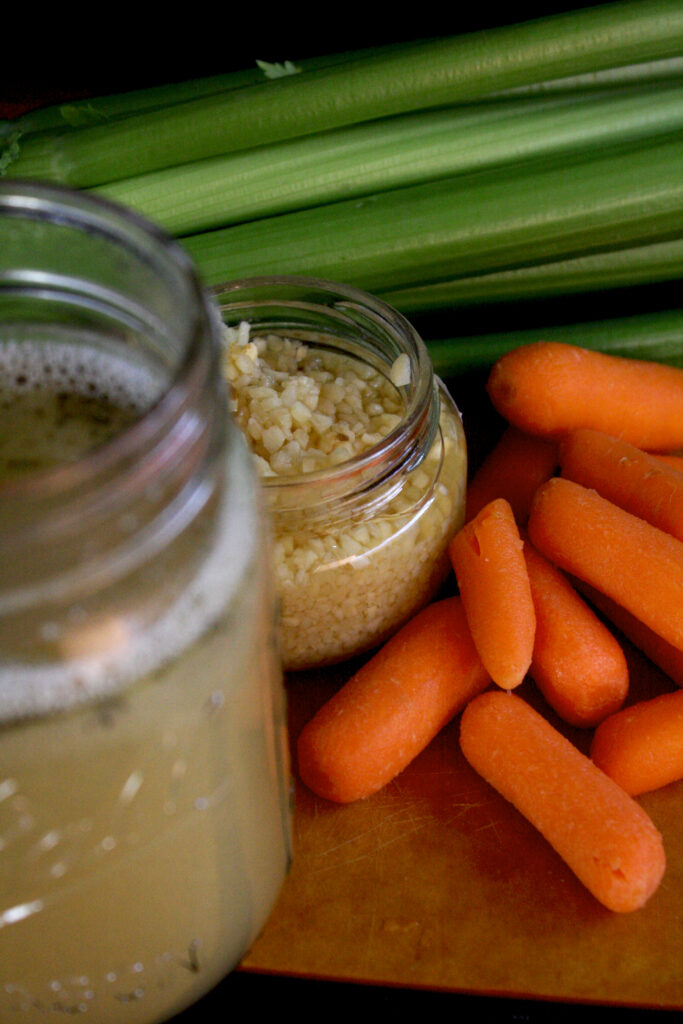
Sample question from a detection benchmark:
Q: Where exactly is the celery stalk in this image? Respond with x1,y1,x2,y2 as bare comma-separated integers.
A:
0,45,407,139
183,133,683,292
493,54,683,96
4,1,683,186
5,50,679,144
425,309,683,376
381,239,683,312
0,71,264,138
89,82,683,238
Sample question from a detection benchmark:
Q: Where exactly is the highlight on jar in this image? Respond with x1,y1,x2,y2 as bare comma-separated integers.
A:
213,276,468,672
0,182,291,1024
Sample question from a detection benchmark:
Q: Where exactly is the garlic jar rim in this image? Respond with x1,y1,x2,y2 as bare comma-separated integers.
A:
213,274,441,522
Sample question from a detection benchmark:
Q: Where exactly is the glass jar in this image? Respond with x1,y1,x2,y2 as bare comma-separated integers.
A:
0,183,291,1023
214,276,467,671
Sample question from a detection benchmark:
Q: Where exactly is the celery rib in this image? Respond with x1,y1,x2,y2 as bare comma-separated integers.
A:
1,71,263,138
182,133,683,292
380,239,683,312
425,309,683,376
4,1,683,187
89,82,683,238
4,51,679,146
493,54,683,97
0,45,409,141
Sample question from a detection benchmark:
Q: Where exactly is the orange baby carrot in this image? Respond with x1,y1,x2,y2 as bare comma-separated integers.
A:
297,596,490,804
465,425,558,524
460,690,666,913
653,453,683,473
559,427,683,543
591,689,683,796
449,498,535,690
528,476,683,652
523,540,628,728
573,579,683,689
486,341,683,451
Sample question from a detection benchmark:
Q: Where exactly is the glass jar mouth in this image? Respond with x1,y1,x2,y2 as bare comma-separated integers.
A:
213,274,439,517
0,180,213,510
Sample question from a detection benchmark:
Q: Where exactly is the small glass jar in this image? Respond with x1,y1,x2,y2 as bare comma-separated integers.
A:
214,276,467,671
0,183,291,1023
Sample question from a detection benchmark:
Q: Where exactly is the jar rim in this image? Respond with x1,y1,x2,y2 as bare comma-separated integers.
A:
0,180,214,508
213,274,439,515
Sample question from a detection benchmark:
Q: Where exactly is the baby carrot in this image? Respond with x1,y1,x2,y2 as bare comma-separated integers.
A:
559,427,683,543
523,540,628,728
591,689,683,796
486,341,683,450
653,452,683,474
465,425,558,524
460,690,666,913
297,596,490,804
574,579,683,689
528,476,683,651
449,498,535,690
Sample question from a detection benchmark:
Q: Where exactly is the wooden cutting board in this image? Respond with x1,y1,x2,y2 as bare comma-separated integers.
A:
242,628,683,1010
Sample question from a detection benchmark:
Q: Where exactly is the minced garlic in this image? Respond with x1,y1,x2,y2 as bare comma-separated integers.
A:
223,324,404,477
222,321,466,670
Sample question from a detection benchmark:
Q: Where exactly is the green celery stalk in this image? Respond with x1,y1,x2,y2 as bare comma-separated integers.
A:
4,50,679,146
89,82,683,237
493,54,683,96
4,0,683,186
0,46,406,140
0,70,264,139
182,132,683,292
381,239,683,312
425,309,683,376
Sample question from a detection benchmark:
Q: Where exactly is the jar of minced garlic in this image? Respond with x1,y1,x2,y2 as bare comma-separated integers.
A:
213,276,467,671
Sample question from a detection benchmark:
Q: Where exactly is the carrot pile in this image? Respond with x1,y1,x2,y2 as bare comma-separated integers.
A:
296,339,683,914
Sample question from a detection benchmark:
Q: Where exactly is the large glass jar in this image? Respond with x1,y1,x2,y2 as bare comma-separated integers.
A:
214,277,467,671
0,183,291,1022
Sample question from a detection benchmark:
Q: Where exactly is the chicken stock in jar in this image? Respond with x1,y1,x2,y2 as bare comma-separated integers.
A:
0,183,291,1023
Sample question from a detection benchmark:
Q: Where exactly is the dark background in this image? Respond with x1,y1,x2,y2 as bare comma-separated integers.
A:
3,3,610,110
